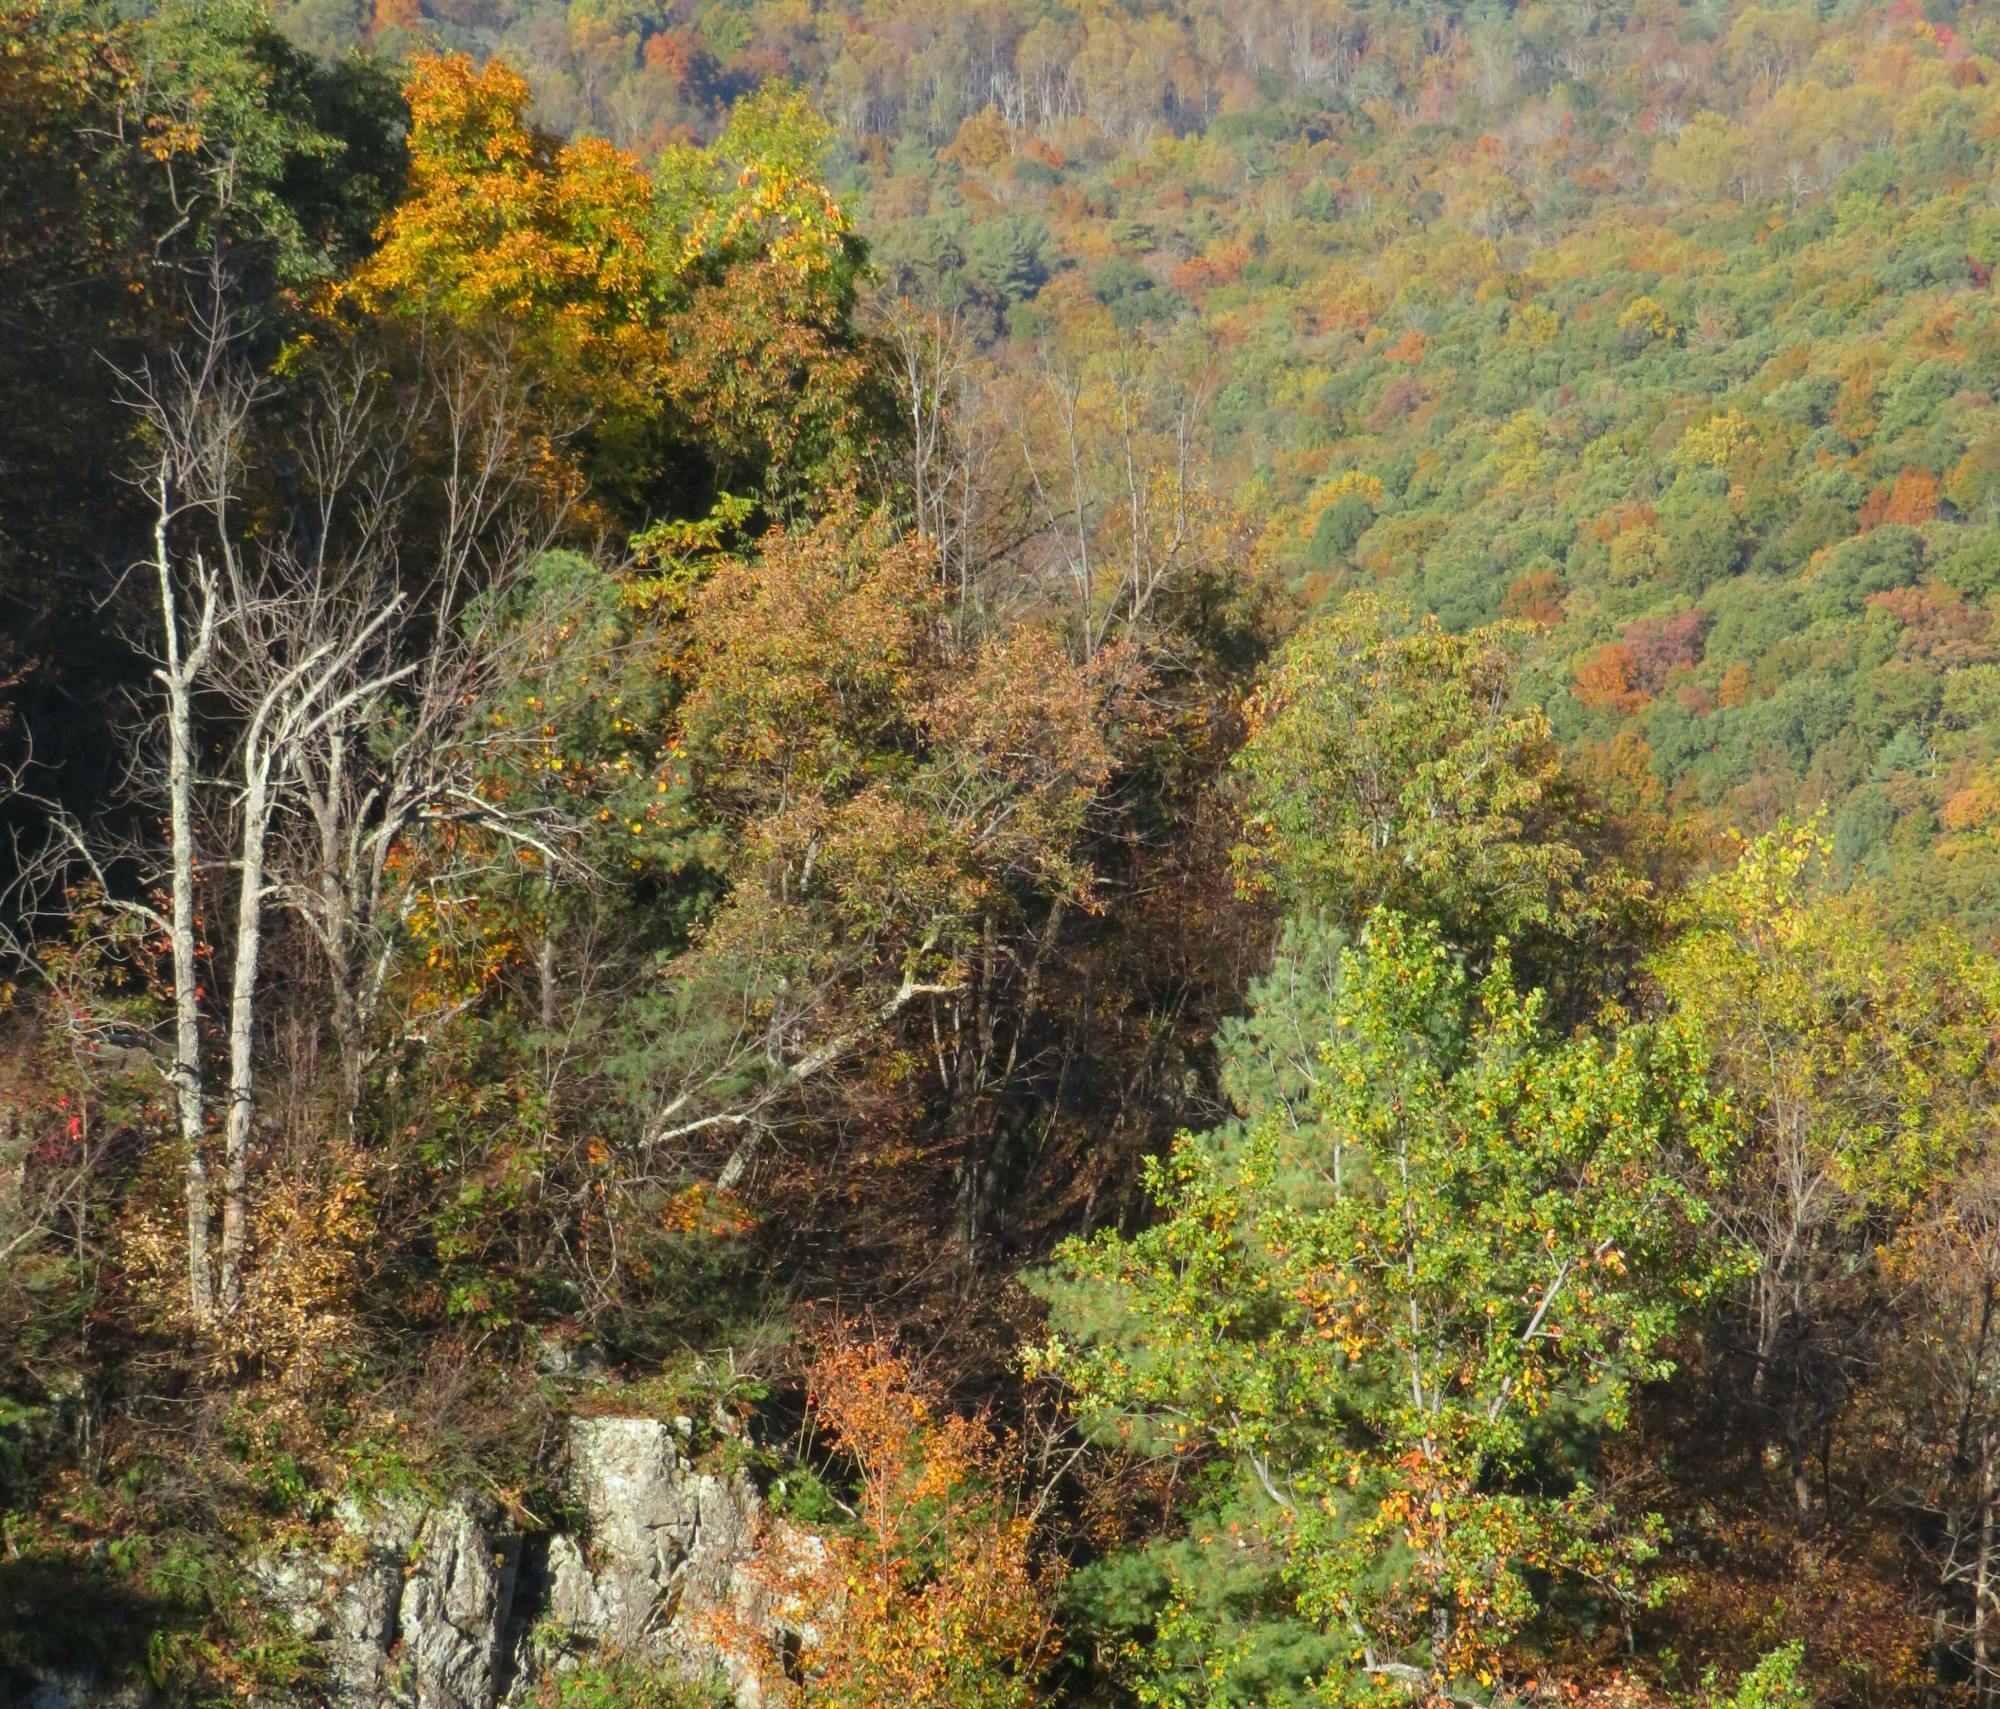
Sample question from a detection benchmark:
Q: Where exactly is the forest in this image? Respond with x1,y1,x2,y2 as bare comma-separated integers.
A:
6,0,2000,1704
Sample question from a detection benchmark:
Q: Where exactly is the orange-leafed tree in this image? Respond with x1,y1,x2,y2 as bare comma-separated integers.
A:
346,54,666,378
785,1329,1061,1709
1858,466,1943,529
368,0,420,39
1575,640,1651,715
342,55,876,514
1502,567,1568,627
636,507,1131,1201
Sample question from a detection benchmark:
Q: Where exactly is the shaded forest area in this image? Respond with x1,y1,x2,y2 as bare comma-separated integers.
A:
7,0,2000,1706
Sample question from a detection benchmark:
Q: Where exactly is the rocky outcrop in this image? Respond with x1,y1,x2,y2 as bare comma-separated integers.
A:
403,1502,521,1708
516,1415,816,1707
253,1495,521,1709
539,1418,757,1679
241,1416,807,1709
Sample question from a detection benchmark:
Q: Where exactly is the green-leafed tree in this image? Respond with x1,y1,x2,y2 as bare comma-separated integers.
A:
1037,910,1731,1706
1232,594,1655,1004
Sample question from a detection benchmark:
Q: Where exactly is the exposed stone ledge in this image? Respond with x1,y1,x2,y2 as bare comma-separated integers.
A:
235,1415,809,1709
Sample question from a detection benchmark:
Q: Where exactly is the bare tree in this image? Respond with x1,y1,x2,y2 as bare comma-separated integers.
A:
7,310,588,1331
254,334,579,1141
131,319,243,1327
110,312,425,1323
871,293,1035,641
1010,335,1219,666
207,574,412,1315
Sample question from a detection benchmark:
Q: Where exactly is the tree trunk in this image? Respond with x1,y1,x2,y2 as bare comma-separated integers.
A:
156,499,215,1330
1978,1446,1998,1703
217,752,272,1319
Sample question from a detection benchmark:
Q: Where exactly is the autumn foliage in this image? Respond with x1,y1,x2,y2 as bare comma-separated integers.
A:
766,1331,1059,1709
19,1,2000,1706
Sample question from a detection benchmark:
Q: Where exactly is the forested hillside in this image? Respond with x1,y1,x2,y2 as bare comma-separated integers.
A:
6,0,2000,1706
268,0,2000,931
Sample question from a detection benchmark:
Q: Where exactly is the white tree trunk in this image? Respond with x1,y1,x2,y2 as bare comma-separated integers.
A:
155,488,217,1329
216,750,272,1319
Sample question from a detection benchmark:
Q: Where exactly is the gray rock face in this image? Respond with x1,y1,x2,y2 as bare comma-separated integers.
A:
325,1503,413,1704
559,1417,757,1648
523,1416,814,1707
400,1502,520,1709
232,1417,805,1709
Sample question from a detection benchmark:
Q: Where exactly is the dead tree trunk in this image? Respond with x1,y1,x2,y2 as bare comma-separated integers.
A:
152,471,221,1328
